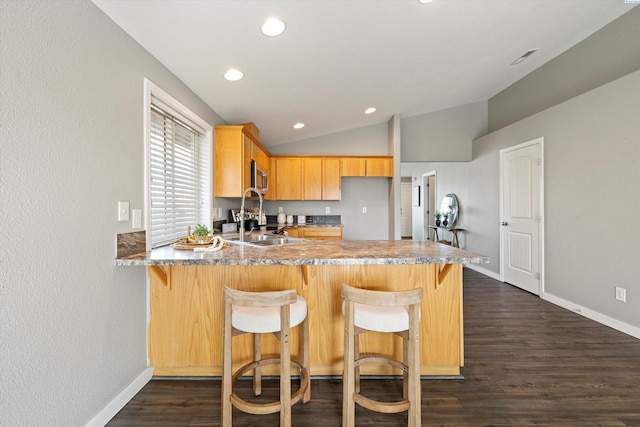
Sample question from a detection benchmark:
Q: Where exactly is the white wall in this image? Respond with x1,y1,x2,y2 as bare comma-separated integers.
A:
404,70,640,332
0,1,224,425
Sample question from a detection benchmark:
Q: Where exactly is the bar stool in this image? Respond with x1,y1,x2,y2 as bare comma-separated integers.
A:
341,284,423,427
222,286,311,427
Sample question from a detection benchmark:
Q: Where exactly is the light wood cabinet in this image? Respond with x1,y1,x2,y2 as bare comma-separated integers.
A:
214,123,271,198
284,228,300,238
303,158,322,200
216,134,392,200
302,157,341,201
284,227,342,240
365,157,393,177
341,157,393,177
341,158,366,177
321,158,341,200
273,156,342,201
300,227,342,240
148,263,463,377
274,157,302,200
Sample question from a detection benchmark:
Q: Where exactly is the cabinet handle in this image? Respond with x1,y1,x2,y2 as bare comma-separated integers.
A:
501,222,508,226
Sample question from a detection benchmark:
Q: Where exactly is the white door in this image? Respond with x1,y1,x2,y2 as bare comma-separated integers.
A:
400,182,412,238
500,138,543,295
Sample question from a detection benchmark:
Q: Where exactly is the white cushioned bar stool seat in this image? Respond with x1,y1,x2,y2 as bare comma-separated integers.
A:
222,286,310,427
341,284,423,427
232,295,307,333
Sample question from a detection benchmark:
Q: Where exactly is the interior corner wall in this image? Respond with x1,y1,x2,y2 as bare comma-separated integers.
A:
0,2,224,425
407,70,640,332
488,5,640,132
389,114,402,240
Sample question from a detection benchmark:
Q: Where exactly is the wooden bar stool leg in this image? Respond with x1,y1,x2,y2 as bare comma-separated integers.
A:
280,306,292,427
408,304,421,427
254,333,262,396
301,315,311,403
343,301,356,427
222,299,233,427
403,332,409,400
354,334,361,394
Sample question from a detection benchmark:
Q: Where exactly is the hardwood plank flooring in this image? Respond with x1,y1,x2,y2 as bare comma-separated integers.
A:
107,269,640,426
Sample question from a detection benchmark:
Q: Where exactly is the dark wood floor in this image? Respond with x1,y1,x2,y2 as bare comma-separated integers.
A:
108,269,640,426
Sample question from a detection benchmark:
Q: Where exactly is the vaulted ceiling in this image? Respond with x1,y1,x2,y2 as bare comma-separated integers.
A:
92,0,634,147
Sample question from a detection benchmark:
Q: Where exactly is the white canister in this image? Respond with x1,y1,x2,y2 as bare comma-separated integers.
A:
277,212,286,224
286,214,294,224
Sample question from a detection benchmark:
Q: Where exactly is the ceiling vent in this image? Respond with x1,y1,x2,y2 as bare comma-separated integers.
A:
511,49,539,65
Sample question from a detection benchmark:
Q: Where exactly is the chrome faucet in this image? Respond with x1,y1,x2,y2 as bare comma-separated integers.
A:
239,187,263,242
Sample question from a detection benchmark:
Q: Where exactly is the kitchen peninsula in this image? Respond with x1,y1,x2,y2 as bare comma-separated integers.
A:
117,239,488,377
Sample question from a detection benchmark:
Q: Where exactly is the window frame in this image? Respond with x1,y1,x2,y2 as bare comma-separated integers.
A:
143,78,213,250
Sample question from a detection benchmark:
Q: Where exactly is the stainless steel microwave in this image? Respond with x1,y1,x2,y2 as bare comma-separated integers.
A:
250,159,268,194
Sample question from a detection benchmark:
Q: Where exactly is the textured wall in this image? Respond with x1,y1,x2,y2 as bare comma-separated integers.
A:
403,70,640,333
0,1,223,424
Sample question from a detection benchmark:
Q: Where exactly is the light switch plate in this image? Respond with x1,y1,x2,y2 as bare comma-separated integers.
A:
118,201,130,222
131,209,142,228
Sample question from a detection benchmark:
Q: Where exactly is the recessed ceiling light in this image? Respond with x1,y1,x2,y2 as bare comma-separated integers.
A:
261,17,286,37
224,69,244,81
510,49,538,65
365,107,377,114
418,0,433,3
293,123,305,129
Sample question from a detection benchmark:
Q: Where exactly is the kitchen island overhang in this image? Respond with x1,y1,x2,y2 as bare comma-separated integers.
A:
118,239,488,377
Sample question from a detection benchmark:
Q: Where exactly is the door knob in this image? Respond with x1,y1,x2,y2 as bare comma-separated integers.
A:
501,222,508,226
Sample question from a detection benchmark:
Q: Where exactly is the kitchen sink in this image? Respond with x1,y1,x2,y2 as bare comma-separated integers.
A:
225,234,305,247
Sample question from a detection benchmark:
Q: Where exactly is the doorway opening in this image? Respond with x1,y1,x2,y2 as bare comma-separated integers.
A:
400,178,413,239
423,172,436,240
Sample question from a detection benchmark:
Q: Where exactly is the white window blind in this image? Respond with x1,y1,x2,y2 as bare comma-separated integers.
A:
149,104,209,247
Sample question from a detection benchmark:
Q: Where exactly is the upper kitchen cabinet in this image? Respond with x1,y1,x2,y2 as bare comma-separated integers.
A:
214,123,271,198
272,156,341,201
303,157,341,201
341,156,393,177
321,158,341,200
273,157,303,200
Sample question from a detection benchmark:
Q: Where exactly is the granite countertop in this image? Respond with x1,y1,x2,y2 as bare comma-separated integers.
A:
115,238,489,267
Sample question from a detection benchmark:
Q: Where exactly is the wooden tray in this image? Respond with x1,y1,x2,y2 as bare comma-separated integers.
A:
171,241,229,251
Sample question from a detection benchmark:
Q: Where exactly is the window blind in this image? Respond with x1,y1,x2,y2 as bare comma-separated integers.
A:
149,105,208,247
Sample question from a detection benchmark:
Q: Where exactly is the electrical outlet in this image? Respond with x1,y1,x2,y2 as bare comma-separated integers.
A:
118,201,130,222
615,286,627,302
325,207,331,214
362,207,367,214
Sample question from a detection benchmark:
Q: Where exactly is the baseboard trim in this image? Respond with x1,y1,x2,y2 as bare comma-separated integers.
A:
464,263,501,281
86,367,153,427
542,292,640,340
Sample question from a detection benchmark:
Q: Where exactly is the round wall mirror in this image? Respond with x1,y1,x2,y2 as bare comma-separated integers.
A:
440,193,458,227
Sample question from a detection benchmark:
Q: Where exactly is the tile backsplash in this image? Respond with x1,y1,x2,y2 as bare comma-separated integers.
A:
116,230,146,259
